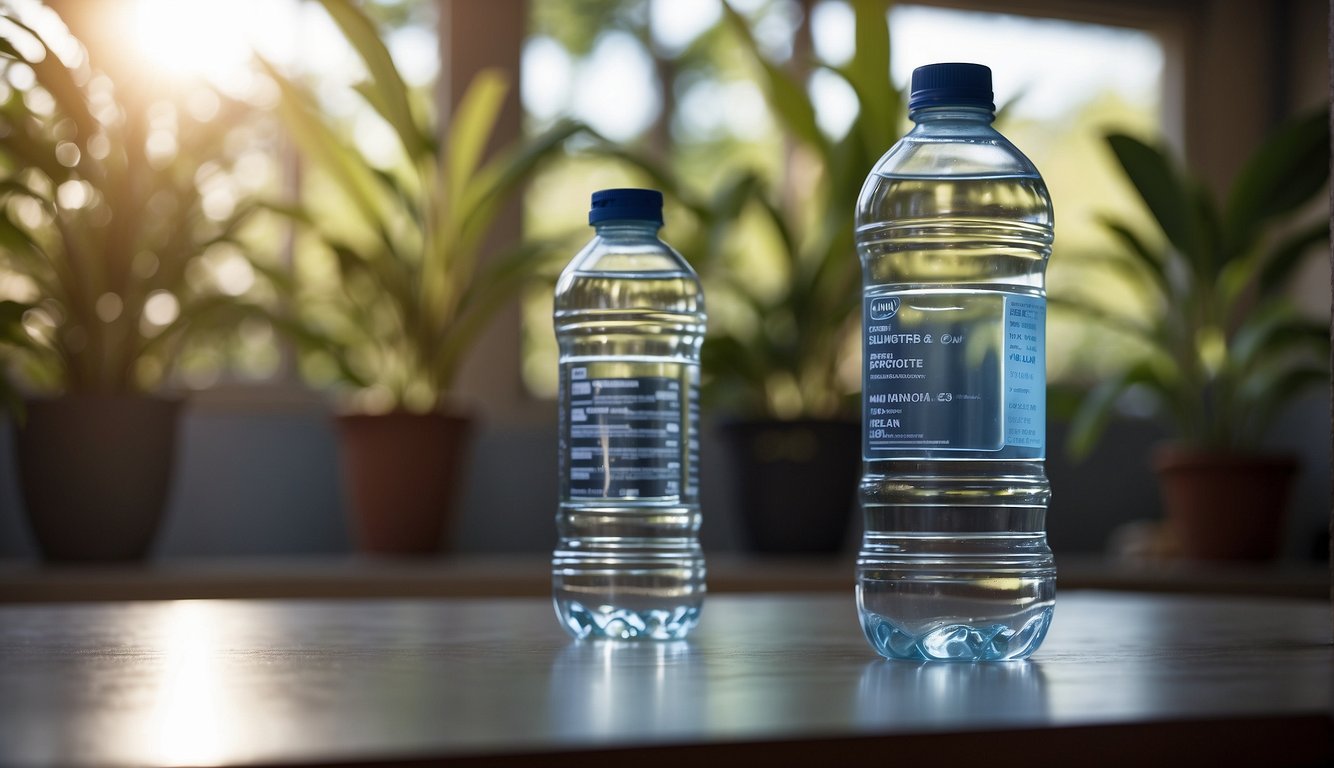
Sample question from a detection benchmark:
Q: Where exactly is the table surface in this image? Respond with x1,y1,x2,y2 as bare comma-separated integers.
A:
2,592,1330,767
1,554,1328,601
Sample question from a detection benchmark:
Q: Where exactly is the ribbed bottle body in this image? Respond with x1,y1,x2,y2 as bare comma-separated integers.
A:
855,113,1056,661
553,223,706,640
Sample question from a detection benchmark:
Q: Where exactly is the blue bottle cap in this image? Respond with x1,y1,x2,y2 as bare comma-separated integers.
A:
908,62,994,112
588,188,664,225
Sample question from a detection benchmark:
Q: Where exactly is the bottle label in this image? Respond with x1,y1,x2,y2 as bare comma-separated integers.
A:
566,369,698,499
862,291,1045,456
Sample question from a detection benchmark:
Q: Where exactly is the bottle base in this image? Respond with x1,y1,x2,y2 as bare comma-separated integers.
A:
858,606,1053,661
554,598,701,640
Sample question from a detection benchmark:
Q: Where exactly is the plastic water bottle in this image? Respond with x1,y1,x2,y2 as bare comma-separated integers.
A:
552,188,706,640
854,63,1055,661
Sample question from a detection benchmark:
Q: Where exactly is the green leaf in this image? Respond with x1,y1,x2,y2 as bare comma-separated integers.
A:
1189,180,1223,277
317,0,428,159
751,188,798,275
258,58,393,231
444,69,509,229
722,3,827,153
1259,220,1328,293
1230,305,1327,373
0,15,99,144
1105,133,1200,268
1237,363,1327,444
0,116,70,183
0,299,30,345
1094,218,1172,295
457,118,585,259
845,0,896,154
1224,108,1330,255
327,241,417,334
1066,360,1177,459
247,198,316,228
432,239,552,388
701,333,771,405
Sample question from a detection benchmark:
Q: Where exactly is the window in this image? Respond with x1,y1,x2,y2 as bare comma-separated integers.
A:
519,0,1167,400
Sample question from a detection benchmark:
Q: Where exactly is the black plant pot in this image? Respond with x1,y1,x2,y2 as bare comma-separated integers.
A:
719,419,860,553
14,394,182,561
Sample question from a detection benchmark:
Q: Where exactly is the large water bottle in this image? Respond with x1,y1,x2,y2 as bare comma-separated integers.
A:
854,63,1055,661
552,188,706,640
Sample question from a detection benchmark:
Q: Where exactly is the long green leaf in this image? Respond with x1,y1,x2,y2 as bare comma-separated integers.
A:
1224,108,1330,255
1084,224,1170,298
456,118,585,261
1106,133,1200,267
259,58,393,231
1259,220,1328,293
846,0,895,155
317,0,428,160
693,171,764,272
751,188,798,275
1066,360,1177,459
0,15,98,144
424,117,570,331
0,118,70,183
432,239,551,388
0,299,30,347
722,3,827,153
1236,363,1328,446
1189,179,1222,277
328,241,417,333
444,69,509,234
1230,312,1327,375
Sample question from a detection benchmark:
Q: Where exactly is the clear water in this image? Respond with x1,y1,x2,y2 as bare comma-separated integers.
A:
553,253,707,641
855,164,1056,661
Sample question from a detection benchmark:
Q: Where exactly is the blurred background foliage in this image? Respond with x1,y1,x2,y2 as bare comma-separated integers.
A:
0,10,273,396
0,0,1220,424
519,0,1167,419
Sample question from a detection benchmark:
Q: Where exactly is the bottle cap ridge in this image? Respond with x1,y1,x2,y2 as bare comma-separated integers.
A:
589,188,664,225
909,62,994,113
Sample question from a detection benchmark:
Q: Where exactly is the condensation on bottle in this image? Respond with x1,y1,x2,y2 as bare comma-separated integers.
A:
854,63,1056,661
552,188,706,640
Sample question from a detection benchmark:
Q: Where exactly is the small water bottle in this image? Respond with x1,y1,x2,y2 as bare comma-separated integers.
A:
552,188,706,640
854,63,1056,661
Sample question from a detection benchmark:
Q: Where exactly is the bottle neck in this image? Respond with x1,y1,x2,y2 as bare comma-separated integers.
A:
908,105,996,125
592,220,663,239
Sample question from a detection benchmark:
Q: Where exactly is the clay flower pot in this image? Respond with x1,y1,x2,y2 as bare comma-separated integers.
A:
337,411,473,555
1153,447,1298,561
719,419,859,553
14,394,182,562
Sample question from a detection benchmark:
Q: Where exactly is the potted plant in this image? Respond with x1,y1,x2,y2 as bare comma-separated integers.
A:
261,0,580,555
1065,108,1329,560
0,15,262,560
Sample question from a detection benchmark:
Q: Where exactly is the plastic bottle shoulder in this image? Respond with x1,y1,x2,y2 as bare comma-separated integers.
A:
868,120,1041,181
561,228,697,276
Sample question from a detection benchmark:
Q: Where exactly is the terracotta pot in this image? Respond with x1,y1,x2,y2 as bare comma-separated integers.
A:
337,411,474,555
719,419,859,553
1153,447,1298,561
14,394,182,562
